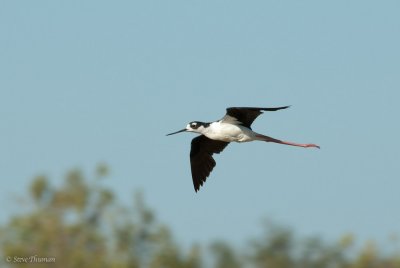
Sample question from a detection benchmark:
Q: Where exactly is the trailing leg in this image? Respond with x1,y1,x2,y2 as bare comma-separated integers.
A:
255,134,320,149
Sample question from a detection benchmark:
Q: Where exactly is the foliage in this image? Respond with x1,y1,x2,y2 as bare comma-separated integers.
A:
1,165,399,268
0,166,199,268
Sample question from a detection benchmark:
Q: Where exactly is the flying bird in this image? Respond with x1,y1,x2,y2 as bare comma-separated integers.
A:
167,106,319,192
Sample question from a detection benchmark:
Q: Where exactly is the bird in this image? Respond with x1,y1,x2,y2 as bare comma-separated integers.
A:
167,106,319,192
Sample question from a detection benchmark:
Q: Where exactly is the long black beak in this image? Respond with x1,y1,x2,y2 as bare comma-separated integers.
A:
166,128,187,136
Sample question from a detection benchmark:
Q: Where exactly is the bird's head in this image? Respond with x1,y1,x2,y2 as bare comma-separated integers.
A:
166,121,209,136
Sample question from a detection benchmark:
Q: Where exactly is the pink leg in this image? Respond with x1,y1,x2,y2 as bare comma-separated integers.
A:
256,134,320,149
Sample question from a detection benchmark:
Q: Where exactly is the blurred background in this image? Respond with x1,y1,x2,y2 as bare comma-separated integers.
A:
1,1,400,267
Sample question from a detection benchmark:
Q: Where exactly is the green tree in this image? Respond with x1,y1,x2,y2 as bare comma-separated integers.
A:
0,165,200,268
1,165,400,268
248,221,294,268
210,241,242,268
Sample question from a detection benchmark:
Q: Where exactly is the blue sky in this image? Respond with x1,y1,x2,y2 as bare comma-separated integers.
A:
1,1,400,248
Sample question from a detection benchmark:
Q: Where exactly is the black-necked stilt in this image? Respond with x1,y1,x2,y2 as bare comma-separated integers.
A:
167,106,319,192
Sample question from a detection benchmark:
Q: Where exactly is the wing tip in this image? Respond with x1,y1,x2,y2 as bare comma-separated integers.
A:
193,175,207,192
193,180,202,192
263,105,291,111
226,105,291,111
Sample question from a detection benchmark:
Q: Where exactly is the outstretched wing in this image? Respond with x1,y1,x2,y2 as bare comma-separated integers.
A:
223,106,290,129
190,135,229,192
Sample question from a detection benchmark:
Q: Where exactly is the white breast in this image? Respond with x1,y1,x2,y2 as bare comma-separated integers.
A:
203,122,256,142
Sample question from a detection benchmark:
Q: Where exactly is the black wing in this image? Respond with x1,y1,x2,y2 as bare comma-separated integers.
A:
190,135,229,192
224,106,290,129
